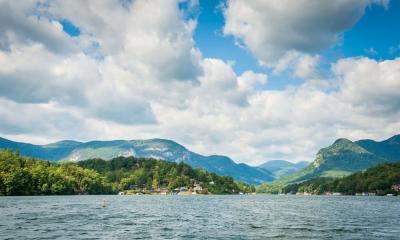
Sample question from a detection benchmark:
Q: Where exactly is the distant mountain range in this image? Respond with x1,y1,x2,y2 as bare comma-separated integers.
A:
4,134,398,187
258,160,309,177
0,137,274,185
280,162,400,195
261,134,400,189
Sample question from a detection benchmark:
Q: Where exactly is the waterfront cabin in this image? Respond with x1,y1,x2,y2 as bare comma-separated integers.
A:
193,184,203,193
160,188,168,195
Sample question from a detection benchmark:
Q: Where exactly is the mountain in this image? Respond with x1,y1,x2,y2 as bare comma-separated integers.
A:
281,162,400,195
0,150,254,195
258,134,400,192
356,134,400,161
258,160,309,177
0,137,274,185
0,137,81,160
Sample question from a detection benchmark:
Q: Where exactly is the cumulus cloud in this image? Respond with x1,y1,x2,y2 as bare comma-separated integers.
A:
196,58,257,107
0,0,78,53
150,57,400,164
0,97,85,136
273,51,321,79
223,0,388,67
0,0,399,166
0,0,199,125
238,71,268,93
46,0,201,82
0,43,97,104
334,57,400,114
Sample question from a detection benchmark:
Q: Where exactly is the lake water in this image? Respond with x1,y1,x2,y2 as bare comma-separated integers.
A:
0,195,399,239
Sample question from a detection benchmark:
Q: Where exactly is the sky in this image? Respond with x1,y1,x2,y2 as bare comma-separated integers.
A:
0,0,399,165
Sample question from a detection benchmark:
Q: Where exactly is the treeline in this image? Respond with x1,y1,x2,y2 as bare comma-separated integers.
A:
282,163,400,195
0,150,254,196
0,150,113,195
77,157,255,194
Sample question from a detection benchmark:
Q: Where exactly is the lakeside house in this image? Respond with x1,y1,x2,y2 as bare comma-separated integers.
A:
193,183,202,193
119,182,220,195
391,184,400,192
150,187,169,195
323,192,342,196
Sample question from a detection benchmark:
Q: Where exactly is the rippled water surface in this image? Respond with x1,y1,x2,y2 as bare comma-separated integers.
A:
0,195,399,239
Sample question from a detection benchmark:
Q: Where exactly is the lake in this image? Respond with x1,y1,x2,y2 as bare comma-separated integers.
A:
0,195,399,239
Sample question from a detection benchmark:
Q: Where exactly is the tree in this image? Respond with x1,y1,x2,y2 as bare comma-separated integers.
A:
152,179,159,190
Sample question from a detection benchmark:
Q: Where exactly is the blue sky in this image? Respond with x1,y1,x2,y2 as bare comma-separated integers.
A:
2,0,400,164
341,0,400,60
60,19,80,37
191,0,400,89
194,1,265,76
58,0,400,90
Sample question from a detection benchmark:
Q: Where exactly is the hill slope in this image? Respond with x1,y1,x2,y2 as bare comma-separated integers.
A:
0,150,254,195
0,137,273,185
281,162,400,195
258,160,309,177
258,134,400,192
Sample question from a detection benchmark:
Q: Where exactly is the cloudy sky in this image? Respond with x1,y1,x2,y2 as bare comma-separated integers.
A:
1,0,400,165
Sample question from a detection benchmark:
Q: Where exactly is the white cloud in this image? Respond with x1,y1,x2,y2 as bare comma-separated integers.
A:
196,58,251,107
0,0,78,53
0,43,97,104
223,0,388,67
238,71,268,93
334,57,400,114
151,57,400,164
273,51,321,79
0,97,86,137
0,0,199,125
46,0,201,82
0,0,399,167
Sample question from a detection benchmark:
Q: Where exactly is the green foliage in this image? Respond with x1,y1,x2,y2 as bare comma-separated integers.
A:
258,135,400,192
0,150,254,195
281,163,400,195
0,150,113,195
78,157,254,194
0,137,275,185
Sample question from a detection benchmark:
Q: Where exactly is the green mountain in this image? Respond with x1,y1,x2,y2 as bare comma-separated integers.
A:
281,162,400,195
258,160,309,177
0,150,254,196
258,134,400,192
0,137,273,185
356,134,400,161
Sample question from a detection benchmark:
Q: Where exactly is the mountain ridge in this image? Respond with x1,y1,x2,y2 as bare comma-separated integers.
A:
0,137,274,185
258,160,309,177
258,134,400,192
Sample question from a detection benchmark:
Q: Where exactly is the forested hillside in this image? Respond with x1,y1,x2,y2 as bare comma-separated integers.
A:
0,150,254,196
258,134,400,192
282,163,400,195
0,150,112,195
0,137,273,185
